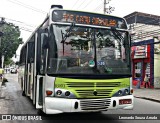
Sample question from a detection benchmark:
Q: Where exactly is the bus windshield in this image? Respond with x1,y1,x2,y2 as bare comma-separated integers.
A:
47,24,131,75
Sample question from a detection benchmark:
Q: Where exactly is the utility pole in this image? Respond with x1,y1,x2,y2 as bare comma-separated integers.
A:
104,0,115,14
104,0,107,14
0,17,5,68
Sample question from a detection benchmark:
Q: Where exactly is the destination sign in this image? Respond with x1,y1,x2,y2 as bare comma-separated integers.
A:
52,10,127,29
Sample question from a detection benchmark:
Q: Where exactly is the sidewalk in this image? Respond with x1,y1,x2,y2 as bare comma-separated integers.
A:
133,88,160,103
0,79,2,89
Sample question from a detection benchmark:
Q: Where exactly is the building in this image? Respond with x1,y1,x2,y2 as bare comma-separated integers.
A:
124,12,160,89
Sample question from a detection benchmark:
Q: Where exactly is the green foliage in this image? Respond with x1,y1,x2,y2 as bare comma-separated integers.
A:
0,22,23,66
4,57,13,65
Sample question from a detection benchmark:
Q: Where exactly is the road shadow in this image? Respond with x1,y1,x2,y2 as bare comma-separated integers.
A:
41,112,123,123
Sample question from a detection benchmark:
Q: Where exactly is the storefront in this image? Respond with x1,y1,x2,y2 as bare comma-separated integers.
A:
131,39,154,88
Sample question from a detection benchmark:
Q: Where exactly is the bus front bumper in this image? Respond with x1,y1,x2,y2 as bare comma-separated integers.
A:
44,95,134,114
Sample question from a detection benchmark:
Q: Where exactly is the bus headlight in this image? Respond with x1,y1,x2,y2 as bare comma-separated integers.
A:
55,88,76,98
65,91,70,96
56,90,62,96
118,90,123,96
124,89,129,95
113,88,130,97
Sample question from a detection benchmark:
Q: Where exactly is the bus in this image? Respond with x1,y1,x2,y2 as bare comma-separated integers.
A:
18,5,133,114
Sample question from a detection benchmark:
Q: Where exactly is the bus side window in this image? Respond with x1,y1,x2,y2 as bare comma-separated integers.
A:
40,32,48,74
27,38,35,64
19,45,26,65
47,26,58,73
49,26,57,58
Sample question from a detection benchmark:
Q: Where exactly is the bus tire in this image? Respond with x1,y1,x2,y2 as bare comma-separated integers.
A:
37,109,46,116
22,91,26,96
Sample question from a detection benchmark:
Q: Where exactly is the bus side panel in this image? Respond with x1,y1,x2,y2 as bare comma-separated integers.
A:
27,64,31,96
24,44,28,96
36,75,43,109
33,33,38,105
35,28,49,108
18,65,25,91
30,63,34,100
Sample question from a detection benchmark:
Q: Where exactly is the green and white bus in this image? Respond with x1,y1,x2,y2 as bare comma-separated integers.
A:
18,5,133,114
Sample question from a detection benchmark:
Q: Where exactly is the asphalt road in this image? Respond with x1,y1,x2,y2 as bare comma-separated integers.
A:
0,74,160,123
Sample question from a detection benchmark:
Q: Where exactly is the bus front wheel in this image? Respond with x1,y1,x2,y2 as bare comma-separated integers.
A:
37,109,46,116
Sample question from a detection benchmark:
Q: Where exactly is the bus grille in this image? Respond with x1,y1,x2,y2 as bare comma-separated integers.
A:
80,98,111,111
65,82,120,98
66,82,120,88
76,89,113,98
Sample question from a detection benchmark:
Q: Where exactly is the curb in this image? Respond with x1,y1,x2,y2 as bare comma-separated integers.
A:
134,96,160,103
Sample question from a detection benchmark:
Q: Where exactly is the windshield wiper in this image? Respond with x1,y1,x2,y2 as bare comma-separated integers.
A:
110,27,124,42
61,22,75,55
61,22,75,43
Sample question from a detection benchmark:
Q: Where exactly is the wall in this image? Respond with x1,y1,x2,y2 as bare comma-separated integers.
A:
154,52,160,88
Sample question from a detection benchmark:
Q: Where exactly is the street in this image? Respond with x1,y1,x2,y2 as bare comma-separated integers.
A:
0,74,160,123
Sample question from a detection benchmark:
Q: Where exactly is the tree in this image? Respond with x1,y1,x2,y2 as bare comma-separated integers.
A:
0,21,23,67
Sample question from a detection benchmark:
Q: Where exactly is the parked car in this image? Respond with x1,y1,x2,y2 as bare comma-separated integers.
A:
10,68,17,74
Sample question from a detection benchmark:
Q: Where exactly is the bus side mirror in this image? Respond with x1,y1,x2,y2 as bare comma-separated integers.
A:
129,35,132,48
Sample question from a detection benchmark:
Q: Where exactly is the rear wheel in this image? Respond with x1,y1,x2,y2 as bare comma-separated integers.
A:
22,91,26,96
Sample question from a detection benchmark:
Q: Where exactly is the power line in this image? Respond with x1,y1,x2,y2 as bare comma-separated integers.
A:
8,0,47,14
0,17,34,32
0,16,36,28
78,0,86,9
0,16,36,32
93,3,103,11
94,3,103,11
8,24,33,32
72,0,81,9
82,0,92,9
96,4,103,11
6,0,47,14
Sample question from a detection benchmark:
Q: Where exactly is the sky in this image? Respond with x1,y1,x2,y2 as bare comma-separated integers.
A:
1,0,160,60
